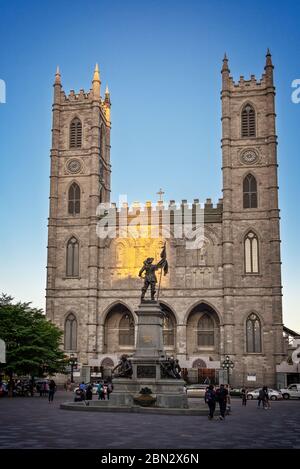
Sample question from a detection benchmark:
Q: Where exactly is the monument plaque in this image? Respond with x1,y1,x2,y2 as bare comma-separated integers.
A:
137,365,156,378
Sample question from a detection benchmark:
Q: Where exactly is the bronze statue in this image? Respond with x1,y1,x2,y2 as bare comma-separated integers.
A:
112,354,133,378
139,244,168,301
160,355,181,379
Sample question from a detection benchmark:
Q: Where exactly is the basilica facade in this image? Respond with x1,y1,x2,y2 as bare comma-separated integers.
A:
46,53,286,387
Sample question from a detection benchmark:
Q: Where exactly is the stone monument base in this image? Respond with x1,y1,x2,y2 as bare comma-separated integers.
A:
109,300,188,409
110,378,188,409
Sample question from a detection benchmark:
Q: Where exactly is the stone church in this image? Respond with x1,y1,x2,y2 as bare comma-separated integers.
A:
46,52,286,387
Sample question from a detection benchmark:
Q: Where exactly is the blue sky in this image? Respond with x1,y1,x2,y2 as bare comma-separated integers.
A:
0,0,299,331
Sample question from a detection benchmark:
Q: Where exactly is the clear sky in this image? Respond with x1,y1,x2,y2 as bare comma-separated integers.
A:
0,0,299,331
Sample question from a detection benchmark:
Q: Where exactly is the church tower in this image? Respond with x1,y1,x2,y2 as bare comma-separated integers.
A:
221,51,285,385
46,65,111,367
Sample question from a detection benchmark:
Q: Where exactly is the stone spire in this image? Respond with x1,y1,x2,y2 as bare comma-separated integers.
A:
104,84,111,122
221,53,230,90
53,66,62,104
105,85,110,102
222,53,230,73
92,63,101,99
265,48,273,68
265,48,274,85
54,66,61,85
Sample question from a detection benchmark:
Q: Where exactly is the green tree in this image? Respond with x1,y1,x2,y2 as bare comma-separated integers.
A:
0,294,68,379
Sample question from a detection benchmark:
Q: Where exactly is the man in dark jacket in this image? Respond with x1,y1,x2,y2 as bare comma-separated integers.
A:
216,384,228,420
205,385,216,420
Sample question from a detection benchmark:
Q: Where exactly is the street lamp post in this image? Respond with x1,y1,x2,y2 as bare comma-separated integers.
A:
221,355,235,386
69,354,77,384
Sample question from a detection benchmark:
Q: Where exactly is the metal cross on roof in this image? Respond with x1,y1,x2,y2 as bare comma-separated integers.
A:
157,188,165,201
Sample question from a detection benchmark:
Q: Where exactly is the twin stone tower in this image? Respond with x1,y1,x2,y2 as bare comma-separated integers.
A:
46,52,285,394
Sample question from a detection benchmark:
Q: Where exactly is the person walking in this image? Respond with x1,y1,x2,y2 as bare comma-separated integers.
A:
48,379,56,403
257,387,265,408
263,386,271,409
205,385,216,420
216,384,228,420
241,388,247,406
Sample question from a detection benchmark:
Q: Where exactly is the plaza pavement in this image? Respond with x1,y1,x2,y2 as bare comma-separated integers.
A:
0,391,300,449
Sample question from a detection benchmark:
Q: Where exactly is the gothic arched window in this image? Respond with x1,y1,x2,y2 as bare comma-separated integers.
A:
163,313,175,347
64,313,77,351
241,104,256,137
70,118,82,148
246,313,262,353
66,237,79,277
244,231,259,274
197,313,214,346
119,313,134,346
68,182,81,215
243,174,257,209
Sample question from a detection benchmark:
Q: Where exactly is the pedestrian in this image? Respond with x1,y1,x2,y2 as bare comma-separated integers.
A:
103,382,108,400
216,384,228,420
257,387,265,408
205,384,216,420
79,381,86,391
225,385,231,415
263,386,271,409
37,382,42,397
107,380,113,400
241,388,247,406
86,383,93,401
97,381,104,400
42,381,48,397
74,388,84,402
48,379,56,403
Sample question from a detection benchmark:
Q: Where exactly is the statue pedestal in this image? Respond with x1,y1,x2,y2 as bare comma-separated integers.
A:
112,301,188,409
131,300,165,381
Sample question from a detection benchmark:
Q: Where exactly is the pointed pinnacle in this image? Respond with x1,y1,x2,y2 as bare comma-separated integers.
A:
265,48,273,68
93,63,100,82
105,84,110,95
55,65,61,84
222,53,230,73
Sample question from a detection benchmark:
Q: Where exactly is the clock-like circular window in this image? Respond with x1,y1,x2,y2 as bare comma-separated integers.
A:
241,150,258,165
67,158,82,174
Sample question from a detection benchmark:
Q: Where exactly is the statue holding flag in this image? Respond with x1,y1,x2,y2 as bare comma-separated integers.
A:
138,242,168,301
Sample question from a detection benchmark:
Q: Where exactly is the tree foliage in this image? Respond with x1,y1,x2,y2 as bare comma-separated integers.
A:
0,294,67,377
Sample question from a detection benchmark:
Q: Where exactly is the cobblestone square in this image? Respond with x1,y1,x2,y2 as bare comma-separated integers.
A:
1,392,300,449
